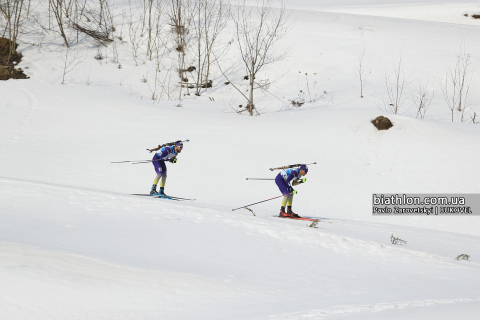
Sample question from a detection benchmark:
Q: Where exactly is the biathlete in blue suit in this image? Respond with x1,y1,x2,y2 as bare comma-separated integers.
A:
275,164,308,218
150,141,184,195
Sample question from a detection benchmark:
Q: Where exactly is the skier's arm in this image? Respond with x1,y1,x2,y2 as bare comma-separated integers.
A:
158,148,171,159
285,171,298,186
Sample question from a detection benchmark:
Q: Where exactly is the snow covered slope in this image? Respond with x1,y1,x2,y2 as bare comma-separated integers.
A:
284,0,480,26
2,177,480,319
1,0,480,319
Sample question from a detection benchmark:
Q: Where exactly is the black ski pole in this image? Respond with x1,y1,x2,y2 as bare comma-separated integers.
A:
113,158,178,165
246,178,274,180
232,193,293,211
111,159,151,164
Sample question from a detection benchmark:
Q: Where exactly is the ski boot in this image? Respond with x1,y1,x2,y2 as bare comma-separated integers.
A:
158,187,167,197
150,184,158,195
279,206,292,218
287,206,301,218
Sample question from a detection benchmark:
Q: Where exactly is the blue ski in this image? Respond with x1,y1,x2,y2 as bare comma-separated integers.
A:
131,194,195,201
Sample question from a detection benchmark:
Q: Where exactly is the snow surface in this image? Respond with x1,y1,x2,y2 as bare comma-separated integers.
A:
1,0,480,319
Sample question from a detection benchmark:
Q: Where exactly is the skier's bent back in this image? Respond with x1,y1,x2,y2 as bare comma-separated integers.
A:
275,164,308,218
150,141,183,195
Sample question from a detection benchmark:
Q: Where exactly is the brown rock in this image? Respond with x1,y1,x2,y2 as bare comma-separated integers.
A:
372,116,393,130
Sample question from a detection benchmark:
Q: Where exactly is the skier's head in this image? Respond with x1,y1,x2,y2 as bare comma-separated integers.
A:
299,164,308,175
174,141,183,153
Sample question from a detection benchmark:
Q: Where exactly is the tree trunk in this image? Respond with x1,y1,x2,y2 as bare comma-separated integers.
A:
249,74,254,116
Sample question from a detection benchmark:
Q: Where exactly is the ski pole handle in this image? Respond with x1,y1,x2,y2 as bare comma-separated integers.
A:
246,178,275,180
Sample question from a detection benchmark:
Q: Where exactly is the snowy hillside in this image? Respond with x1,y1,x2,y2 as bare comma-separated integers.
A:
1,0,480,319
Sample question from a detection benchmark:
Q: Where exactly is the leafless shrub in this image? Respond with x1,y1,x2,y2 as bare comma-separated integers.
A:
381,52,413,114
290,90,305,107
244,206,255,216
297,71,325,103
412,80,435,119
456,254,470,261
84,66,91,85
94,47,103,60
355,48,369,98
308,219,319,228
440,43,473,122
471,112,479,124
58,46,86,84
390,234,407,245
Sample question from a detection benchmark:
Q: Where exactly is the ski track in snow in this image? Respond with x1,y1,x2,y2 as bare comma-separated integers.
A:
0,88,37,153
2,175,479,269
3,175,480,319
268,296,480,320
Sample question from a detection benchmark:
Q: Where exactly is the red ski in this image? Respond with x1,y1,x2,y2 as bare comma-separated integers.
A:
274,215,317,221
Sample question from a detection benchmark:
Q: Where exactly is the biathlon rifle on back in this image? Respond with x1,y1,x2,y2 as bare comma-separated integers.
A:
147,139,190,153
268,162,317,171
111,139,190,164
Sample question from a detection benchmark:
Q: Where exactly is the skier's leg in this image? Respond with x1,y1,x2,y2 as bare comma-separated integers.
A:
286,195,300,218
160,175,167,187
159,174,167,194
151,174,161,194
275,173,291,217
287,194,293,206
158,161,167,195
275,173,289,195
151,159,162,194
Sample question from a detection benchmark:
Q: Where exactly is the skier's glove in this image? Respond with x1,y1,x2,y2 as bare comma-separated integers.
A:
171,158,177,163
292,178,306,186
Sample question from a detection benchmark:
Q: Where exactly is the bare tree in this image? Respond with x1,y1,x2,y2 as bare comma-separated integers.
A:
150,0,175,100
58,46,86,84
412,80,435,119
49,0,70,47
381,52,412,114
0,0,26,60
355,48,369,98
144,0,155,59
168,0,195,99
190,0,229,95
440,43,473,122
126,0,145,66
229,0,291,115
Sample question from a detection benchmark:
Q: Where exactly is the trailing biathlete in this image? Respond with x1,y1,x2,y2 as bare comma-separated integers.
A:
275,164,308,218
149,141,184,195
